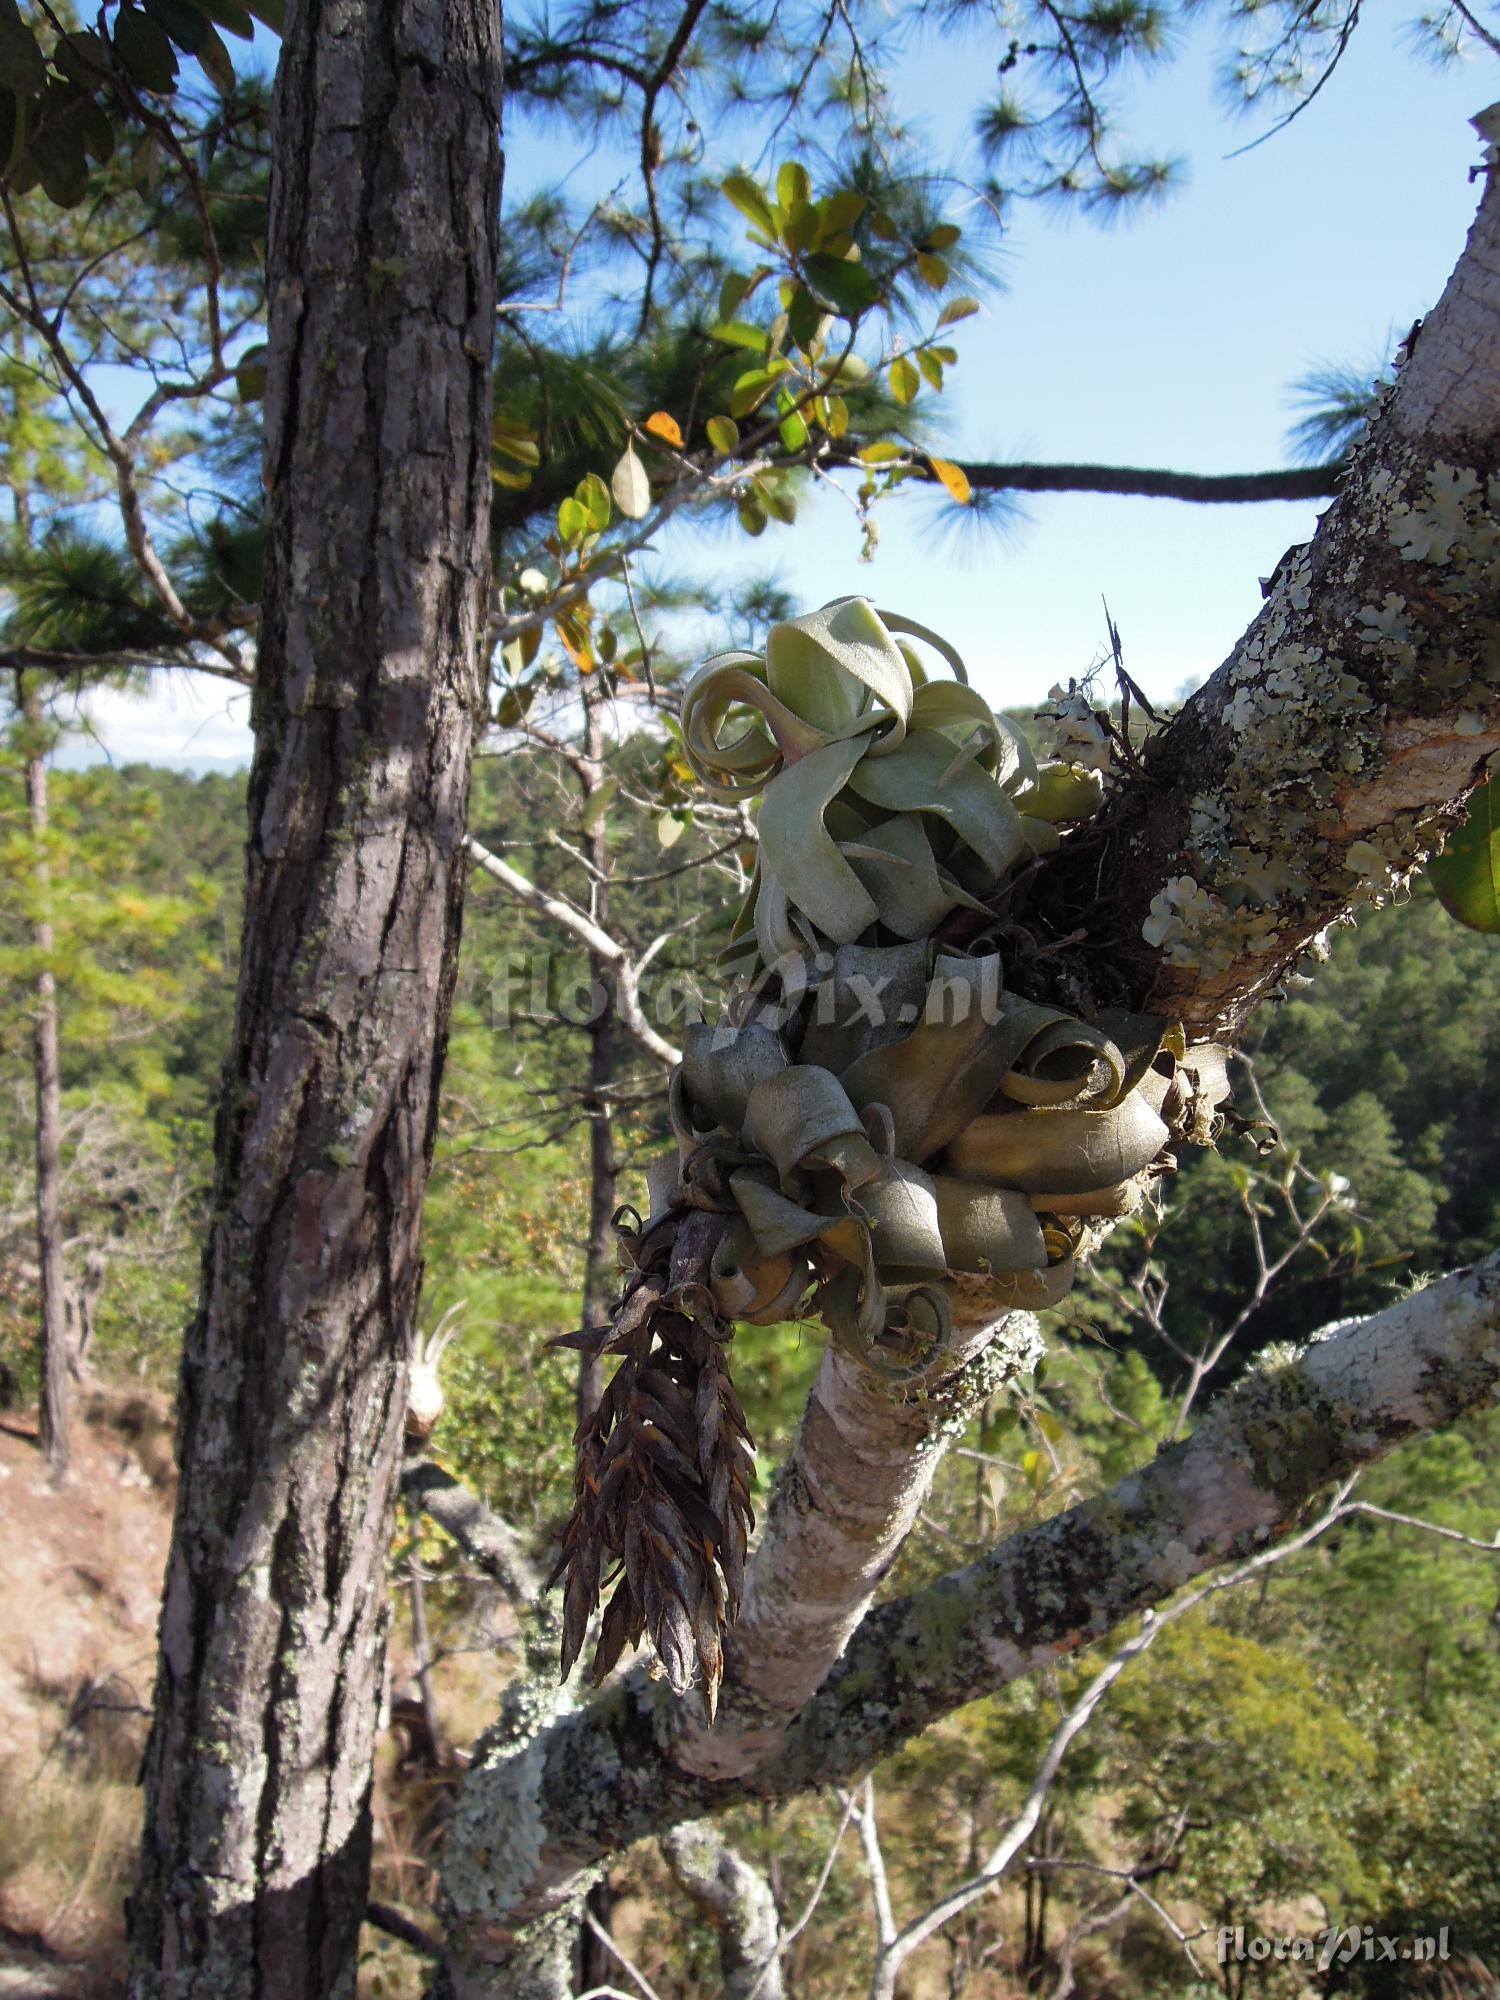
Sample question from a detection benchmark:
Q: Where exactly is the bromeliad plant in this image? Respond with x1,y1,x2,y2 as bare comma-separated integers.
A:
550,598,1232,1708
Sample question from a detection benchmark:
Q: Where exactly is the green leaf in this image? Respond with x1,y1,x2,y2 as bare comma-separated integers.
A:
916,252,948,290
1429,773,1500,932
786,284,828,355
821,189,867,235
803,251,879,318
492,429,540,466
825,395,848,438
114,6,180,91
782,200,820,255
195,19,235,89
776,160,811,212
924,223,961,250
719,270,750,321
917,348,944,390
728,364,789,418
706,415,740,455
1035,1410,1064,1443
723,171,778,241
859,441,904,464
657,811,687,848
708,320,769,353
610,445,651,520
888,354,920,407
0,90,21,176
0,0,47,97
53,31,108,84
200,0,256,38
778,406,809,453
581,779,617,834
737,497,768,537
756,477,796,524
143,0,208,52
937,295,981,328
557,495,588,543
576,471,611,533
28,85,93,207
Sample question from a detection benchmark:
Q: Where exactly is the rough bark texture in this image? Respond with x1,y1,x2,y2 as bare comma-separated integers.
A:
1042,167,1500,1037
127,3,502,1995
441,1249,1500,1960
23,701,70,1484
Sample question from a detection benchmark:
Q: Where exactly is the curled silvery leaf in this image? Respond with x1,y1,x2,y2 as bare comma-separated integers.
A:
551,600,1234,1710
680,597,1044,968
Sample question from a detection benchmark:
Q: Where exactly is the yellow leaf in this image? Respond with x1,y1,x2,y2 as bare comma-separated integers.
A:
645,410,684,447
929,456,971,505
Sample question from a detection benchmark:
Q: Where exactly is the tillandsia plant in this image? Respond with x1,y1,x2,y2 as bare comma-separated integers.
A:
550,597,1233,1710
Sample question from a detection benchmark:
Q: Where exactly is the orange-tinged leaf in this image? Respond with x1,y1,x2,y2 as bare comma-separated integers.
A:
929,456,971,505
645,410,684,447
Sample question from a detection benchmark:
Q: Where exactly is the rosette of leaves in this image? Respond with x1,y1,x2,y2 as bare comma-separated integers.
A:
552,599,1230,1706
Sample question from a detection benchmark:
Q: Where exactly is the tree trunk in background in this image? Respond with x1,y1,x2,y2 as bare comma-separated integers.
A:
576,684,618,1425
127,2,502,1995
19,677,69,1485
575,681,619,1984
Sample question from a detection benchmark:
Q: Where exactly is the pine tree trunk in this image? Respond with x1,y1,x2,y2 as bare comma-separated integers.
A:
127,3,502,1995
20,682,70,1486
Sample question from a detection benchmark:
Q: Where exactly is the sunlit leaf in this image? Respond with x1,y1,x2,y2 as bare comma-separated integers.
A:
937,295,981,328
611,446,651,520
576,472,611,532
889,354,920,407
557,496,588,542
708,320,769,353
723,171,778,241
928,457,971,505
776,159,811,211
706,415,740,454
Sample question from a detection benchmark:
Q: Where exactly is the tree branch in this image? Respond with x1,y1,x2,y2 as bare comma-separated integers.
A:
439,1247,1500,1970
821,451,1347,505
661,1823,785,2000
464,835,681,1068
1037,167,1500,1036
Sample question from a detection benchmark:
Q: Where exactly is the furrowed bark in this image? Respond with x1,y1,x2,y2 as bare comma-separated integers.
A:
440,1248,1500,1962
127,4,502,1996
1042,165,1500,1038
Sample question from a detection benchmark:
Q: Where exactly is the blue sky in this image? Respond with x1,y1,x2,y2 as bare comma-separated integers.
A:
70,11,1496,767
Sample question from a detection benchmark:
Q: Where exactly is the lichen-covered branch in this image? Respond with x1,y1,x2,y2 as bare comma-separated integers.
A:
439,1248,1500,1977
662,1823,785,2000
1042,165,1500,1036
668,1312,1043,1781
